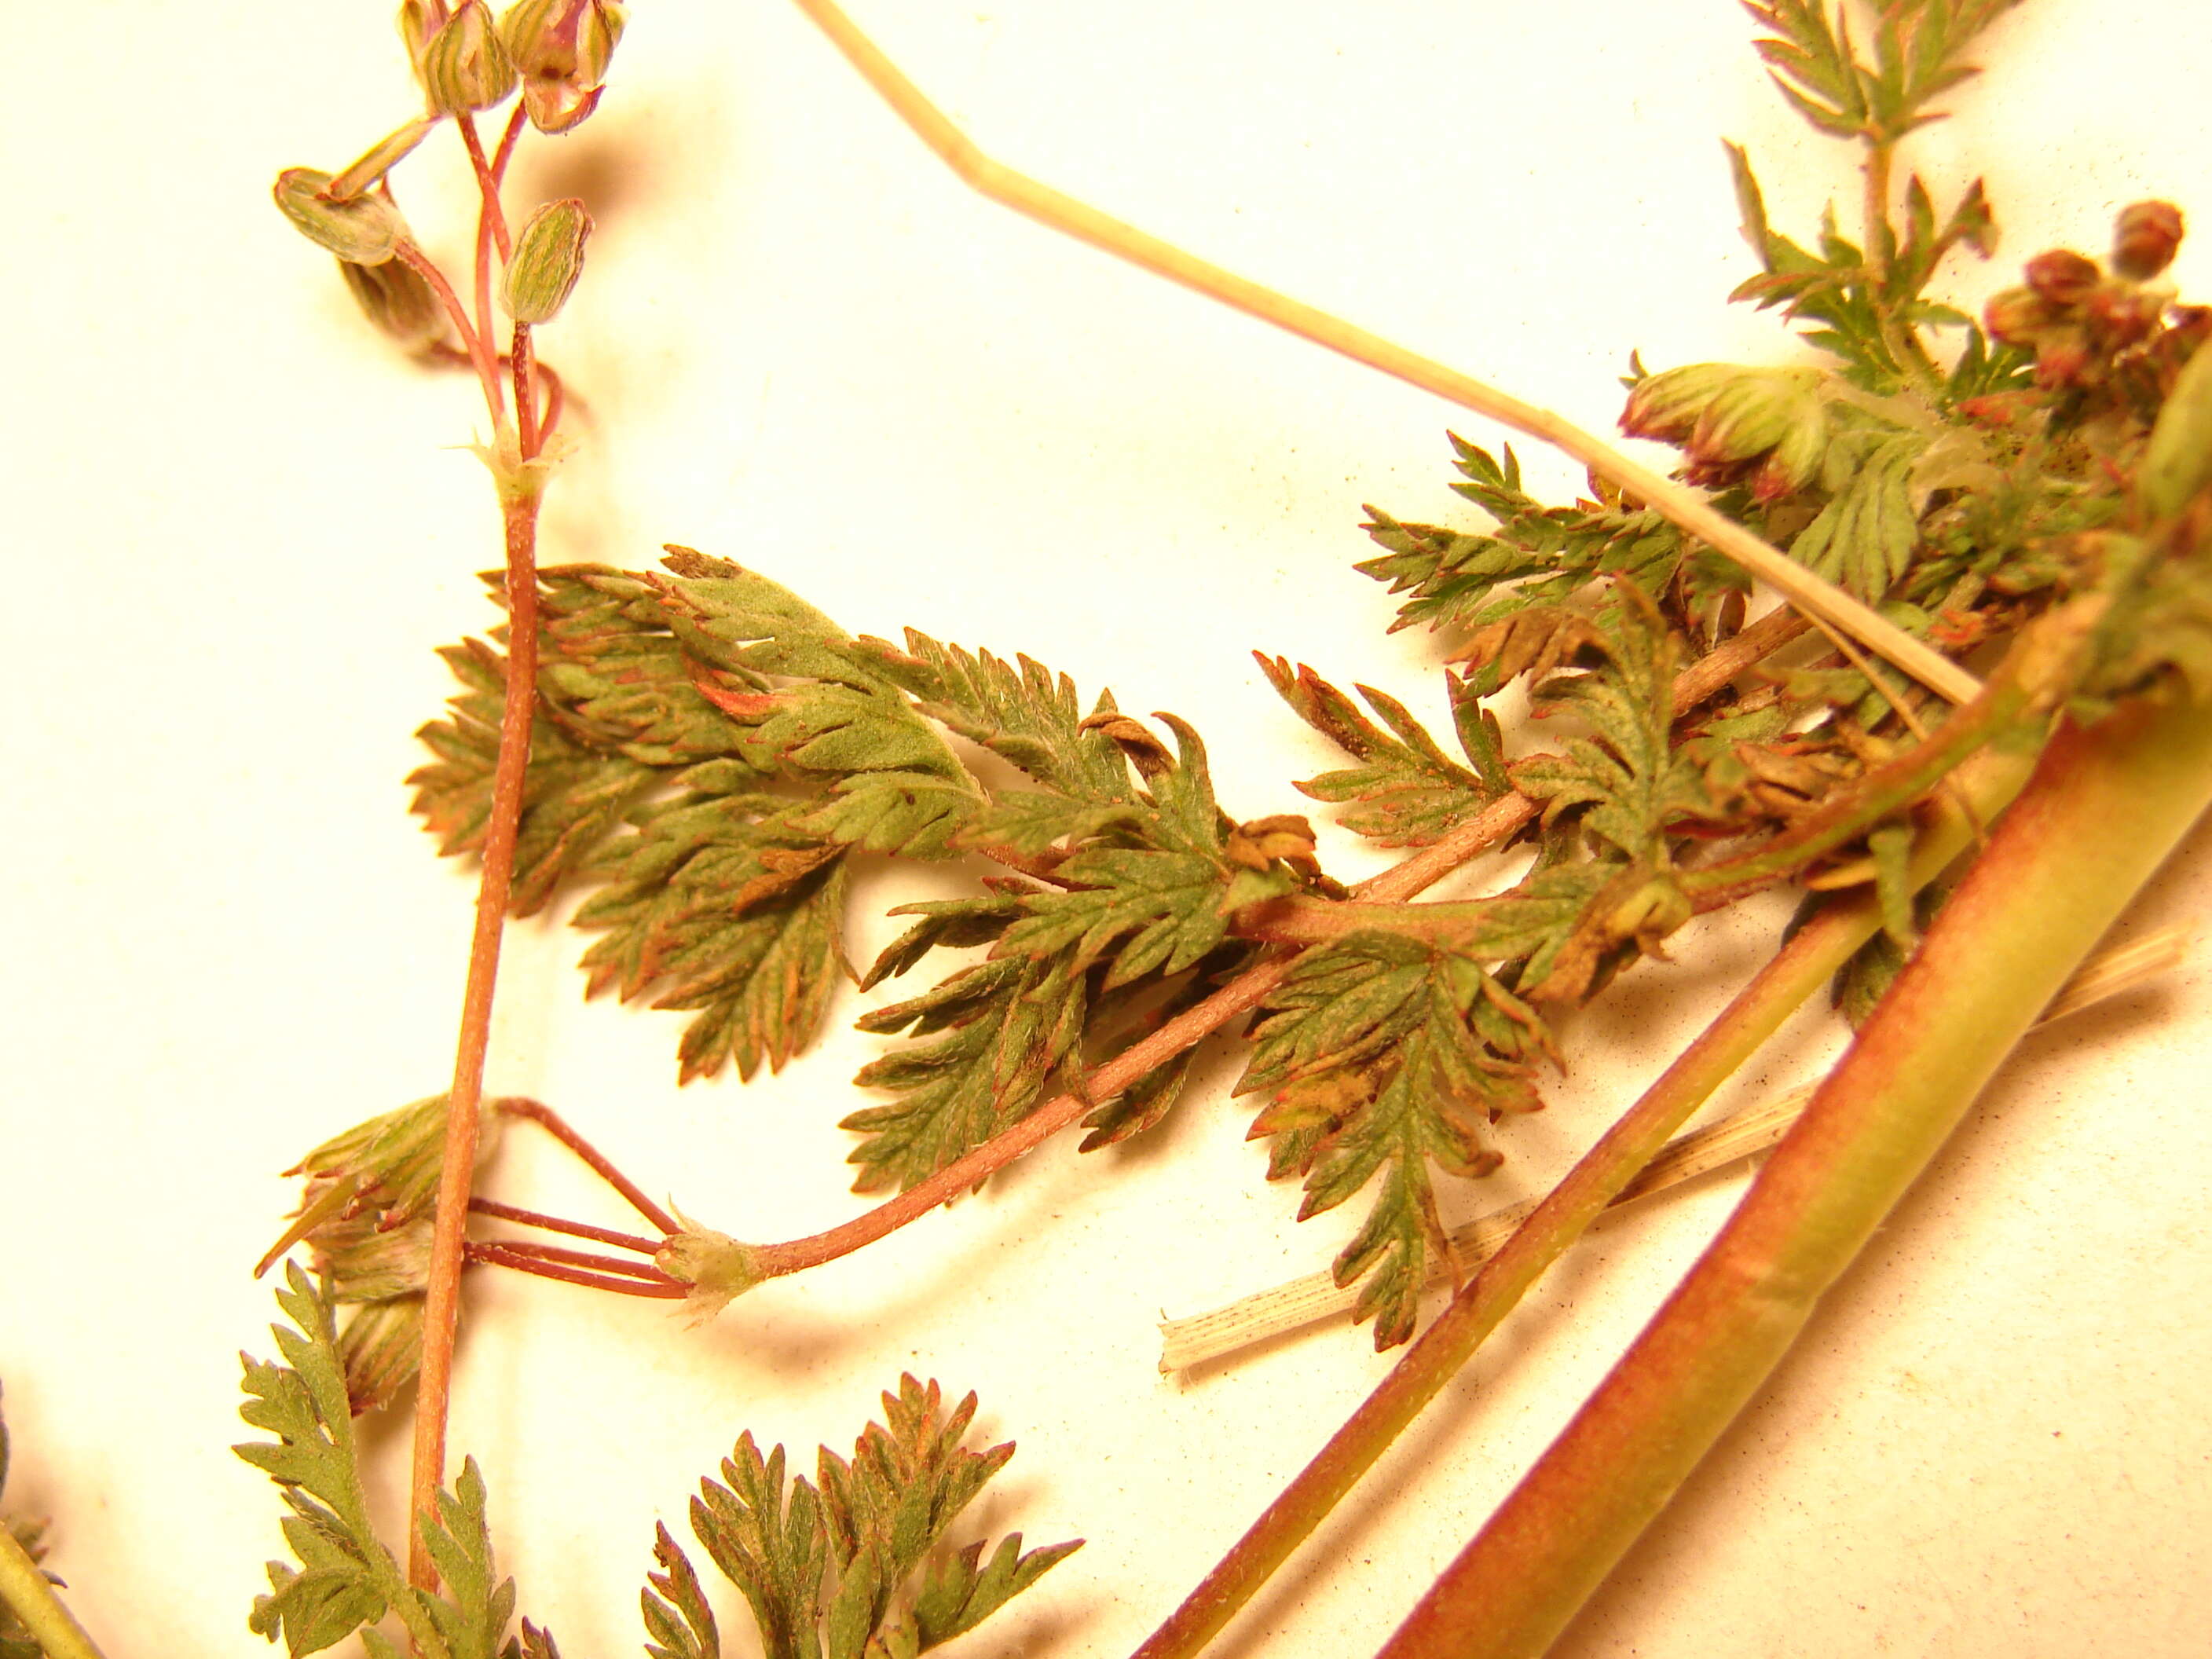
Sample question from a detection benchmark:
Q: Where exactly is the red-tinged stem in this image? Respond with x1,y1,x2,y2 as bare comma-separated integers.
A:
395,240,502,423
749,793,1541,1281
1127,737,2042,1659
465,1242,690,1299
490,102,528,184
496,1095,679,1234
458,113,512,262
470,1236,681,1283
512,323,540,459
407,481,543,1593
1379,691,2212,1659
467,1196,666,1255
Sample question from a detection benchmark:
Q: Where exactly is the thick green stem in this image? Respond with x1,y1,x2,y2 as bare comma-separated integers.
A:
1379,691,2212,1659
1128,736,2034,1659
0,1525,104,1659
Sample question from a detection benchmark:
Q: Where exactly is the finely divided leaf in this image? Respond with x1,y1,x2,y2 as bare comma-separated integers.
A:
853,632,1135,803
1258,655,1503,844
847,957,1088,1192
236,1265,399,1657
1240,942,1548,1346
416,1459,517,1659
670,1381,1076,1659
689,1435,827,1659
1511,602,1720,865
409,638,657,917
574,792,851,1083
642,1524,721,1659
997,849,1230,990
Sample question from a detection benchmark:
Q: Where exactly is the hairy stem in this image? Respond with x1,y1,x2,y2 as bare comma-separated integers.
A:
1128,734,2039,1659
1380,691,2212,1659
0,1525,104,1659
783,0,1979,708
406,482,543,1593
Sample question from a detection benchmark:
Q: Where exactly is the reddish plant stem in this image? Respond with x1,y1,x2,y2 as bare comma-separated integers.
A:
512,323,540,459
471,1236,681,1282
406,483,543,1593
1130,734,2043,1659
1377,693,2212,1659
457,113,512,262
465,1242,690,1299
1133,899,1875,1659
1667,604,1809,712
396,240,501,420
467,1196,666,1255
496,1096,679,1234
747,794,1540,1280
490,102,528,183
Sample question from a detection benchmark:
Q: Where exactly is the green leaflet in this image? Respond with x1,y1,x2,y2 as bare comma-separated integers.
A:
408,636,660,917
846,954,1088,1193
654,1379,1078,1659
575,789,851,1084
1511,599,1723,866
1258,654,1505,844
1358,439,1690,642
997,848,1231,990
233,1266,546,1659
851,632,1136,803
1789,429,1927,599
1240,938,1549,1347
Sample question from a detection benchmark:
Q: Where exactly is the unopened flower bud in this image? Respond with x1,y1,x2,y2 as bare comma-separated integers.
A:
423,0,518,115
340,255,447,349
273,167,407,264
1619,362,1736,445
1983,285,2058,347
501,197,592,322
2112,200,2185,282
1623,364,1826,494
2023,248,2101,308
336,1297,423,1415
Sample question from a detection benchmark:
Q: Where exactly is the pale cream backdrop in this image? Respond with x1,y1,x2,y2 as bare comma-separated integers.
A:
3,3,2208,1657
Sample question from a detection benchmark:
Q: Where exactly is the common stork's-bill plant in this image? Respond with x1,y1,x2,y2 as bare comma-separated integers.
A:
3,2,2209,1657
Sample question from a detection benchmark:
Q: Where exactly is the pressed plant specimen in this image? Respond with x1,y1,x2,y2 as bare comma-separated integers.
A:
2,2,2210,1657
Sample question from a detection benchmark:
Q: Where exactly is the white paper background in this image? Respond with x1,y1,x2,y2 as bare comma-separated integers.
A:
3,3,2209,1657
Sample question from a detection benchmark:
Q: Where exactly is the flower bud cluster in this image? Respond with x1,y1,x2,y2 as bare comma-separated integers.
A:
1982,201,2199,395
1619,364,1829,502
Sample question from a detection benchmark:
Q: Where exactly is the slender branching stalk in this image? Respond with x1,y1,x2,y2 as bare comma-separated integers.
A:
781,0,1980,708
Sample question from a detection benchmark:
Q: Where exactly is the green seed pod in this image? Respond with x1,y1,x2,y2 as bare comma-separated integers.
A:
423,0,517,115
397,0,450,79
324,116,439,203
500,197,593,323
500,0,626,132
339,256,447,349
273,167,406,265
